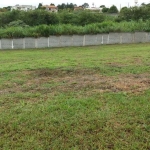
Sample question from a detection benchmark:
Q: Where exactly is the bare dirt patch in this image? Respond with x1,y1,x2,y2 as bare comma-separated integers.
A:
1,69,150,96
28,69,150,94
105,62,127,68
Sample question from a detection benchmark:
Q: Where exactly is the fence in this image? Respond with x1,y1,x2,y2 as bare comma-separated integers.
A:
0,32,149,49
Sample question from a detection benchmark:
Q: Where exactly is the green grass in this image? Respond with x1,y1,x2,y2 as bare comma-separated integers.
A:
0,44,150,149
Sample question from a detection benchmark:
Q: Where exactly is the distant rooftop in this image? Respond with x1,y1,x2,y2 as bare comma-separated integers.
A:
42,5,58,9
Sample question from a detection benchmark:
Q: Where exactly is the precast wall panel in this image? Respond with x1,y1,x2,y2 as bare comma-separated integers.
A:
13,38,24,49
122,33,133,44
60,35,73,47
84,35,97,46
101,34,109,44
109,33,121,44
1,39,12,49
96,34,103,45
49,36,60,47
146,32,150,42
25,38,35,49
134,32,147,43
72,35,84,46
37,37,48,48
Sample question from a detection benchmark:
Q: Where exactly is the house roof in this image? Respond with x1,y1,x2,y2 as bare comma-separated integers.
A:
15,4,35,7
74,6,83,10
12,5,36,8
85,7,102,10
42,5,58,9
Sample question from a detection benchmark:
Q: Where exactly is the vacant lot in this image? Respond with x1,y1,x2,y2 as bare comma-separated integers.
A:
0,44,150,149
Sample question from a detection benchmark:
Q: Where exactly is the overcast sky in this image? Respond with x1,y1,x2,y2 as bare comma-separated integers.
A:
0,0,149,8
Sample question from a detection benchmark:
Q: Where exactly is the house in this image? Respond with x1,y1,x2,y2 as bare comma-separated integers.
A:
74,6,84,11
11,4,36,11
42,5,58,13
85,7,102,13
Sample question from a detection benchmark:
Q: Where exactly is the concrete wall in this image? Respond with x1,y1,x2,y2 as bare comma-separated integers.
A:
102,34,109,44
96,34,102,45
1,39,12,49
13,38,24,49
37,37,48,48
109,33,121,44
72,35,84,46
122,33,133,44
85,35,97,46
49,36,60,47
146,33,150,42
60,35,73,47
134,32,147,43
25,38,35,49
0,32,149,50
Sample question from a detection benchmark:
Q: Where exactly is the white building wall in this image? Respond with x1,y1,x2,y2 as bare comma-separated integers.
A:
11,5,36,11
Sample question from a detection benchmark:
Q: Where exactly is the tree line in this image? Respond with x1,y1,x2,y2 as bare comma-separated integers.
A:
117,3,150,21
0,10,105,27
0,3,119,13
0,3,150,28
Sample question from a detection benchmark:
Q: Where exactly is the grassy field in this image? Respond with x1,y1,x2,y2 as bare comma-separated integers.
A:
0,44,150,149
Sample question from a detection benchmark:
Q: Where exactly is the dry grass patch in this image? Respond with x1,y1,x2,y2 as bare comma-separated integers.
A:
30,69,150,94
1,69,150,98
8,69,150,92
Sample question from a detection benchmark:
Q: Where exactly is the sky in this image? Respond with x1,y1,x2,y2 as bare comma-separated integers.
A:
0,0,150,9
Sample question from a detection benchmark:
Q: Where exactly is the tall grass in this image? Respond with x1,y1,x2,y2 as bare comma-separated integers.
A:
1,20,150,38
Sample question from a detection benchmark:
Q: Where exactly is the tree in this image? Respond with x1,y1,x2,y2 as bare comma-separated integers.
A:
0,8,8,12
146,3,150,7
66,3,74,10
108,5,118,13
57,3,66,9
141,3,146,6
7,20,28,27
3,6,11,11
50,3,55,6
117,5,150,21
38,3,42,9
57,3,75,11
102,7,109,13
100,5,105,8
120,7,128,13
78,11,105,25
82,3,89,8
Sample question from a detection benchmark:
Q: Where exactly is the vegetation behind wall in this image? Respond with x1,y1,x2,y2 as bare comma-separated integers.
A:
1,20,150,38
1,4,150,38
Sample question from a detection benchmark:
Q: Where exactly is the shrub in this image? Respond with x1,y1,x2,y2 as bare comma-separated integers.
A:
1,20,150,38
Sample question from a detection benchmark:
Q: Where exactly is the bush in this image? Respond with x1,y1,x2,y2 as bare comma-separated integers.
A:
108,5,118,13
0,27,25,38
0,10,106,27
1,20,150,38
7,20,29,27
78,11,105,26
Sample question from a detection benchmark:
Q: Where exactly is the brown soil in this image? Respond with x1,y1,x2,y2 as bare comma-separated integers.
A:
1,69,150,96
